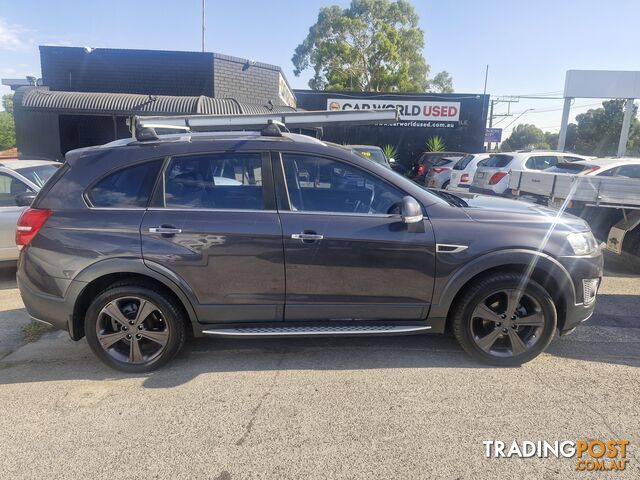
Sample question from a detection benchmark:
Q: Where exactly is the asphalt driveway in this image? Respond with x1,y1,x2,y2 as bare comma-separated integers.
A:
0,254,638,479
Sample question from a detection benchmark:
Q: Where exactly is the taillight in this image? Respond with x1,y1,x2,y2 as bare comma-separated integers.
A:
460,173,469,183
584,166,600,174
489,172,508,185
417,165,426,175
16,208,52,247
432,167,450,174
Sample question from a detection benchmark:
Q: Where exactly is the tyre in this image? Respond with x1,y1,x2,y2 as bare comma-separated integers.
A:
442,181,450,190
85,282,186,372
451,273,557,366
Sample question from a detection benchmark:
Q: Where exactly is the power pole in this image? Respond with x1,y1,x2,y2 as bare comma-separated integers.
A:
487,100,495,151
201,0,206,52
486,97,519,151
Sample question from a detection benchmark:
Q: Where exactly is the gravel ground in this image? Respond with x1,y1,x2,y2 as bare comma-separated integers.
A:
0,255,638,479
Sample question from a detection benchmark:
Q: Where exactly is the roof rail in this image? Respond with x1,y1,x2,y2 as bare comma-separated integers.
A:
130,109,399,141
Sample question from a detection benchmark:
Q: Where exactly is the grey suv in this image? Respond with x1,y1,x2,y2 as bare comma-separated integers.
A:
17,131,603,372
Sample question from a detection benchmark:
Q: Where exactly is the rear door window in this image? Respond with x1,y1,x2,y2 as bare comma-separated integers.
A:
525,156,558,170
163,153,263,209
615,165,640,179
88,159,163,208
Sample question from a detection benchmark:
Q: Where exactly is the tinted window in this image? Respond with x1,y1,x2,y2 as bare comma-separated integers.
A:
0,173,33,207
15,164,59,188
615,165,640,178
525,156,558,170
353,148,388,166
596,167,617,177
88,160,162,208
483,154,512,168
164,153,263,209
453,154,474,170
545,163,590,174
282,154,404,215
434,157,460,167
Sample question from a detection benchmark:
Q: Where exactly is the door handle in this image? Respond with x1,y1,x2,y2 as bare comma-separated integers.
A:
149,227,182,235
291,233,323,241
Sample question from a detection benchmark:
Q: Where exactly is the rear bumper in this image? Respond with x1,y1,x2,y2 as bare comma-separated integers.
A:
17,267,77,333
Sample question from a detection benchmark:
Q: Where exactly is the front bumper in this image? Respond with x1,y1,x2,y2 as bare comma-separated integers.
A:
557,251,604,334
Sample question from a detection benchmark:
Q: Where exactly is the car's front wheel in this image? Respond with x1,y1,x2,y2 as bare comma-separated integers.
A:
85,282,186,372
451,273,557,366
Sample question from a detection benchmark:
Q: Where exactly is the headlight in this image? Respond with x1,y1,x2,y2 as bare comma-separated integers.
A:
566,231,598,255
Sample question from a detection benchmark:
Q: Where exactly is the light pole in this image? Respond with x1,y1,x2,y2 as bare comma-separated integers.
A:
201,0,206,52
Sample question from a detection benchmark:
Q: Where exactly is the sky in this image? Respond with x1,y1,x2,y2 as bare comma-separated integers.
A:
1,0,639,136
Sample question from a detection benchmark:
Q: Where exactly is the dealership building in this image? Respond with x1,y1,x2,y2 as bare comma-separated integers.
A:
5,46,488,164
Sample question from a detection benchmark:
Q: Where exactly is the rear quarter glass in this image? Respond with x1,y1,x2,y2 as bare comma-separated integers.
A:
31,163,69,209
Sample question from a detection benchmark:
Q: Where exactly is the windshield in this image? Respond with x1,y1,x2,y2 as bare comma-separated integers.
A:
483,154,513,168
15,164,60,188
353,147,388,166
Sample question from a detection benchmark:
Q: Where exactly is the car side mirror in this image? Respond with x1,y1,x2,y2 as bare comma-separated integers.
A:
15,192,36,207
401,196,423,224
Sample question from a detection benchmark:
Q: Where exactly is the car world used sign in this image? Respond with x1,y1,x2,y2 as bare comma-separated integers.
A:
327,98,461,128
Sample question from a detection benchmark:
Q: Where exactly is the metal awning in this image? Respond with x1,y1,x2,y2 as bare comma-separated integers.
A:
15,87,295,116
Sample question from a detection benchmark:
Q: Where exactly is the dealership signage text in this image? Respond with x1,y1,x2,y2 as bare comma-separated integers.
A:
327,98,460,127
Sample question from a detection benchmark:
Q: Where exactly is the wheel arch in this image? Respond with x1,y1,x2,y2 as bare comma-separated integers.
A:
430,249,575,332
67,259,198,340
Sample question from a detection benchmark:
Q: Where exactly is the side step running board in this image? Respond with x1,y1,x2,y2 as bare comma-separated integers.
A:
202,324,431,337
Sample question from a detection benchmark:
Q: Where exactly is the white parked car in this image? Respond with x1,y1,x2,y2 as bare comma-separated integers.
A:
543,157,640,177
448,153,490,191
0,159,60,263
470,151,591,196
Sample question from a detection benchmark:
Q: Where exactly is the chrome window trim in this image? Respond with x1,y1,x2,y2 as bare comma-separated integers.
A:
85,206,148,211
278,210,400,219
147,208,277,213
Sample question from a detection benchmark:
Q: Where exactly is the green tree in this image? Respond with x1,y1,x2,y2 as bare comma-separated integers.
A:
293,0,450,92
573,100,640,156
2,94,14,114
0,112,16,150
501,124,546,151
427,71,453,93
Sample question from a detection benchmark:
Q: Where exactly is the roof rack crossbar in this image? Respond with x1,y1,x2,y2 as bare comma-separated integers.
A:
131,108,398,141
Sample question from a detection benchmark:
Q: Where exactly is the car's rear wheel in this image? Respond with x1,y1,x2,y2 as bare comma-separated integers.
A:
85,282,186,372
451,273,557,366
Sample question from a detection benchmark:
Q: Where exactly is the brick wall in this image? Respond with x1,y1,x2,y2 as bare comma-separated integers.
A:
213,54,286,106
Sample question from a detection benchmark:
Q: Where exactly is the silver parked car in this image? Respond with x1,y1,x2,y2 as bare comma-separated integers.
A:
0,159,59,263
448,153,490,191
424,155,465,189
